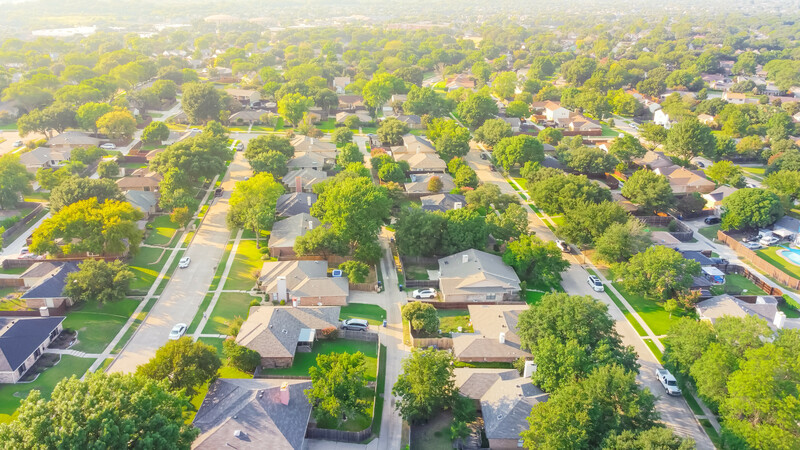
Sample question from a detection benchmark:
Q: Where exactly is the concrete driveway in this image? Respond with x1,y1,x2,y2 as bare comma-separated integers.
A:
109,150,252,373
0,130,48,156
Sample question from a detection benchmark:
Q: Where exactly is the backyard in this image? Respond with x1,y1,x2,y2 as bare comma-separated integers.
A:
340,303,387,325
709,274,767,296
698,224,721,241
223,240,265,290
439,309,473,333
260,339,378,380
61,299,140,353
757,246,800,280
202,292,262,334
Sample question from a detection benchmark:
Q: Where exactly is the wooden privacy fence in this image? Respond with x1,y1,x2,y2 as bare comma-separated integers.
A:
717,231,800,290
337,330,380,342
723,264,786,297
403,280,439,289
0,278,24,288
410,335,453,349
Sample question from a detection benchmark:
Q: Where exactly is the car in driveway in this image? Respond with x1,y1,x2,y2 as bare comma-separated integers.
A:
760,235,780,246
412,288,436,299
178,257,191,268
236,142,244,151
341,319,369,331
709,257,728,265
588,275,604,292
168,323,187,340
214,187,224,197
704,217,721,225
100,143,116,149
743,241,763,250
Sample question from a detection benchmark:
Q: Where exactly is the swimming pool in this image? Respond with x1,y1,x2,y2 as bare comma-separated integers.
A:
777,249,800,266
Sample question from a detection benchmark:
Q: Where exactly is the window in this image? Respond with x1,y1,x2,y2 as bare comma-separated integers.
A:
34,349,40,358
486,293,497,300
50,329,58,339
518,439,524,447
17,364,25,375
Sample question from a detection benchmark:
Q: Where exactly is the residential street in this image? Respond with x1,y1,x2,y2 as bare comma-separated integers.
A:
109,150,252,373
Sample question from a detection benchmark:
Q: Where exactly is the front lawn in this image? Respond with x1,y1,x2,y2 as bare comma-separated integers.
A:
340,303,386,325
0,355,93,422
223,240,264,290
611,283,691,336
128,247,172,291
144,215,180,246
316,119,336,133
439,309,473,333
260,339,378,380
62,299,140,353
202,292,261,335
188,337,254,423
757,246,800,280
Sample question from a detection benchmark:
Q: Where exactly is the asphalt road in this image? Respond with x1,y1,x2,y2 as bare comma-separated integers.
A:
109,149,252,373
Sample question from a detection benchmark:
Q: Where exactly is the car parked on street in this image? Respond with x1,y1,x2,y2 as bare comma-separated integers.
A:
556,240,571,253
588,275,604,292
12,140,22,147
100,143,116,149
168,323,187,340
341,319,369,331
178,257,191,268
656,368,682,396
412,288,436,299
704,217,720,225
215,188,224,197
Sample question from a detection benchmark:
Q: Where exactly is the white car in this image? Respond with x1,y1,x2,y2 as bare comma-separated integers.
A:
412,288,436,299
12,140,23,147
100,143,116,149
588,275,604,292
178,256,191,268
168,323,187,340
655,368,682,396
759,236,779,246
743,241,763,250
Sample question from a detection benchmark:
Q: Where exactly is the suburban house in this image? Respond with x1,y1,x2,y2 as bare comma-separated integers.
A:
47,131,101,149
394,151,447,173
192,378,313,450
229,109,268,125
455,368,548,450
19,147,73,173
703,185,737,212
333,76,351,94
225,88,261,106
420,193,466,212
404,173,456,196
681,251,725,284
567,116,603,133
772,216,800,246
543,101,569,122
236,306,341,367
338,95,365,111
502,117,521,132
393,114,423,129
335,111,371,125
268,213,321,258
124,190,158,219
650,231,681,249
634,151,674,171
116,169,162,192
653,110,672,129
286,152,334,171
20,261,79,309
400,134,436,154
276,193,316,217
722,91,747,104
445,74,476,91
290,136,336,154
437,249,521,302
0,316,65,383
258,261,348,305
696,295,792,331
697,113,716,126
654,166,716,194
452,305,531,363
283,168,328,193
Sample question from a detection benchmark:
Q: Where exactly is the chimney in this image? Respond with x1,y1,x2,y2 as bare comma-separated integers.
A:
462,254,469,264
499,332,506,344
523,360,536,378
454,202,462,210
295,176,302,193
306,195,312,206
308,220,314,230
276,276,288,301
39,306,49,317
774,311,786,329
279,382,290,405
292,298,298,307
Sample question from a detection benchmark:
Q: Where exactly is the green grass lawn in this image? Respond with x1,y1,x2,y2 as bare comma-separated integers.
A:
0,266,27,276
600,123,621,137
612,283,689,336
709,274,767,296
757,246,800,280
208,242,234,291
0,355,94,422
62,299,140,353
439,309,473,333
261,339,378,380
316,119,336,133
128,247,171,292
340,303,386,325
404,264,434,281
188,292,215,334
187,337,254,423
698,224,720,241
740,166,765,180
144,215,180,246
223,240,264,290
202,292,261,334
550,215,566,228
0,122,18,131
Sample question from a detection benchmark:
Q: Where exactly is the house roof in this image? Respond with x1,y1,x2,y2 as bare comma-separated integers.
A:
337,95,364,106
773,216,800,234
224,88,258,97
125,190,158,213
268,214,321,250
454,369,548,441
258,260,348,300
682,251,715,266
229,110,267,121
283,168,328,190
286,152,332,170
333,76,351,87
394,114,421,125
452,305,530,360
19,147,72,167
404,173,456,194
705,185,737,202
47,131,100,147
0,316,65,372
635,151,673,169
20,261,66,279
696,295,780,328
724,92,747,100
438,249,521,297
650,231,681,247
394,152,446,171
236,306,340,359
543,101,564,112
335,111,371,123
400,134,435,153
290,136,336,154
193,378,312,450
276,193,316,217
21,262,79,300
662,167,715,193
420,193,466,212
116,171,162,190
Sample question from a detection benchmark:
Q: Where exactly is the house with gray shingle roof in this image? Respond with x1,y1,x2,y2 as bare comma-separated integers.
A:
404,173,456,197
400,134,436,154
420,193,466,212
437,249,521,302
268,214,321,258
394,151,446,173
452,305,531,363
124,190,158,219
19,147,73,173
46,131,101,149
0,316,65,383
192,378,312,450
258,260,348,306
20,261,79,309
454,368,548,449
283,168,328,193
696,295,795,331
236,306,340,367
276,193,316,217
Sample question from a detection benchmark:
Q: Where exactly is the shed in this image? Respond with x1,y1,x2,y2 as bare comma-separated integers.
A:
702,266,725,285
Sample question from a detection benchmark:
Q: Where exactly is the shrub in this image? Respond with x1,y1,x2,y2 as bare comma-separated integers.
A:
224,316,244,336
319,326,338,340
223,339,261,373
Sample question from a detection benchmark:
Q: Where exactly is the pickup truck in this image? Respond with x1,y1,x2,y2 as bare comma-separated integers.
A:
655,368,682,396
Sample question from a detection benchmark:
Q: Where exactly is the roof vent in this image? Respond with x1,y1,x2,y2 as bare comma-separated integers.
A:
234,430,246,438
282,329,288,334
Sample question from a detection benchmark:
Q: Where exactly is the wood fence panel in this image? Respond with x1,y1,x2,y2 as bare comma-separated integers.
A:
717,231,800,290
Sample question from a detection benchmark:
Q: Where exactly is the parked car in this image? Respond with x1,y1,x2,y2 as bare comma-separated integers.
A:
744,241,763,250
12,140,22,147
178,257,191,268
696,161,705,168
709,257,728,265
236,142,244,151
168,323,187,340
214,188,224,197
704,217,721,225
341,319,369,331
100,143,116,149
412,288,436,299
556,240,571,253
760,235,779,246
19,247,29,255
588,275,604,292
480,153,489,160
655,368,682,396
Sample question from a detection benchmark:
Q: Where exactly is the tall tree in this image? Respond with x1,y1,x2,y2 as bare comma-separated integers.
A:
137,337,221,396
614,246,701,300
141,121,170,144
502,235,568,287
441,208,487,254
664,118,716,160
311,176,391,246
245,135,294,159
227,173,285,246
456,94,498,128
392,348,457,423
721,188,784,230
97,110,136,140
305,352,370,427
63,259,134,304
706,160,745,188
473,118,512,147
0,154,31,208
558,201,630,248
594,219,651,263
76,102,113,135
49,177,123,211
181,82,222,124
620,169,675,213
493,135,545,172
277,93,314,126
377,117,410,146
395,209,446,257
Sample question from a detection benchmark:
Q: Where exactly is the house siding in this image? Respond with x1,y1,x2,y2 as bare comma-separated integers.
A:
441,291,517,303
0,323,63,383
259,356,294,369
489,438,522,449
24,297,72,309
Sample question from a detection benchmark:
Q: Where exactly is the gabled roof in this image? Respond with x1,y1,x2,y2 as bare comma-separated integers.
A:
681,250,715,266
19,147,72,167
404,173,456,194
229,110,267,121
543,101,565,111
125,190,158,213
21,262,79,300
236,306,340,359
452,305,530,360
20,261,65,279
394,152,446,171
420,193,466,212
268,214,321,250
438,249,521,293
286,152,332,170
47,131,100,147
276,193,316,217
193,378,312,450
283,168,328,190
337,95,364,106
704,185,737,202
0,316,65,372
696,295,780,329
290,136,336,154
400,134,435,153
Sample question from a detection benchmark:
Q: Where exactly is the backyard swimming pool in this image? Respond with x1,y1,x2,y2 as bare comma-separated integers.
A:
778,248,800,266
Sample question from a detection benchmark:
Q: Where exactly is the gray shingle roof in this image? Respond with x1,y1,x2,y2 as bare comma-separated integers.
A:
21,262,79,300
452,305,531,360
420,194,466,212
236,306,340,359
438,249,521,297
268,214,321,250
0,316,64,371
193,378,313,450
404,173,456,194
276,193,316,217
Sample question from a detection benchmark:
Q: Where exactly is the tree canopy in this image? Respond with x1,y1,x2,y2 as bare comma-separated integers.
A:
63,259,134,304
614,245,701,300
136,337,221,396
721,188,784,230
392,348,456,423
227,173,285,246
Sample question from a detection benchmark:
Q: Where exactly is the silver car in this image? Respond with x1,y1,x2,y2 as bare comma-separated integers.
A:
168,323,187,340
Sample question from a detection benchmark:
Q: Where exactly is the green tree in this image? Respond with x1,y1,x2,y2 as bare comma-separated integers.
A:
493,135,545,172
563,146,618,175
403,86,454,117
0,372,198,449
530,173,611,214
222,339,261,373
663,318,717,375
181,82,222,123
0,154,31,208
456,94,498,128
76,102,113,134
402,301,439,334
278,93,314,126
245,134,294,159
706,160,745,188
151,133,230,181
250,151,288,177
169,206,192,228
471,61,492,85
537,127,563,145
49,177,123,211
676,192,708,217
562,56,598,85
141,121,170,144
63,259,134,304
453,165,478,189
377,117,410,146
492,72,518,99
558,201,629,247
36,167,74,191
227,173,285,246
306,352,370,426
97,160,120,179
608,135,646,164
431,122,471,162
136,337,220,396
441,208,487,254
601,427,695,449
621,169,675,213
466,183,519,211
332,127,354,146
614,246,701,299
505,100,530,119
473,118,512,147
392,348,456,423
594,219,651,263
312,176,391,246
294,227,349,258
764,169,800,200
337,143,363,166
339,260,370,284
378,162,405,183
395,209,446,257
721,188,784,230
502,234,568,286
767,111,795,142
486,203,528,241
639,123,669,146
97,110,136,140
427,175,443,192
664,118,716,160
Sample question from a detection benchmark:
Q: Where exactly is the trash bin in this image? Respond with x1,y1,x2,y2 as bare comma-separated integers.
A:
382,319,387,327
398,284,403,291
